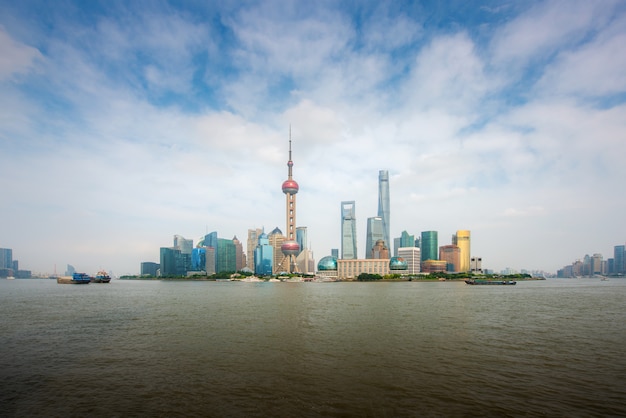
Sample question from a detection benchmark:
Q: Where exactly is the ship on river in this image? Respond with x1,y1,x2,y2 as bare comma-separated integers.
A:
57,273,92,284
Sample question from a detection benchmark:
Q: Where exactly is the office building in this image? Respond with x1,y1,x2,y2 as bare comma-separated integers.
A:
421,259,447,273
331,248,339,258
365,217,384,259
191,248,206,271
398,247,421,274
470,257,483,274
440,245,461,272
269,227,285,274
614,245,625,274
254,230,273,275
216,238,236,272
232,236,245,271
341,201,357,259
160,247,185,276
377,170,390,248
246,228,262,270
453,230,471,272
395,230,415,256
0,248,12,269
337,258,389,280
371,239,390,259
296,226,308,252
420,231,438,262
140,262,159,276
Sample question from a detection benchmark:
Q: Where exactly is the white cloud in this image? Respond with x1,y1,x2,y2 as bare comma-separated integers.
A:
0,26,43,80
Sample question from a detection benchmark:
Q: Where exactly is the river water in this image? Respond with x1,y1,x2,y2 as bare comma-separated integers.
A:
1,278,625,417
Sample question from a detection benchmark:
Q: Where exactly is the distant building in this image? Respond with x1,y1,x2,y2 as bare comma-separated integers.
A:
296,248,315,275
365,217,384,259
341,201,357,259
160,247,185,276
371,239,389,259
254,231,273,275
216,238,236,273
268,227,284,274
174,235,193,272
453,230,471,272
614,245,625,274
205,247,216,275
65,264,76,276
337,258,389,280
0,248,12,269
394,231,415,257
421,260,447,273
377,170,390,248
331,248,339,258
397,247,421,275
470,257,483,274
246,228,263,270
420,231,438,263
232,236,245,271
440,245,461,272
191,248,206,271
141,262,159,276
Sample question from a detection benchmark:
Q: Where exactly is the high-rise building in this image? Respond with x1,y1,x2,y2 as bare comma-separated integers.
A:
614,245,625,274
296,226,308,252
377,170,390,248
453,230,471,272
203,232,218,274
420,231,438,262
140,262,159,276
254,230,273,275
398,247,421,274
439,245,460,272
365,217,384,259
341,201,357,259
470,257,483,274
246,228,262,270
191,247,206,271
371,239,389,259
160,247,185,276
395,231,415,256
331,248,339,258
173,235,193,272
279,131,301,273
269,227,285,274
216,238,236,273
232,236,245,271
0,248,12,269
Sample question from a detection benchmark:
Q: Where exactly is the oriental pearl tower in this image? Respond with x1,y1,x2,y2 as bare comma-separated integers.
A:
280,128,300,273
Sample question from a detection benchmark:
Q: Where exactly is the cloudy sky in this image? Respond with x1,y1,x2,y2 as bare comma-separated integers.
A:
1,0,625,276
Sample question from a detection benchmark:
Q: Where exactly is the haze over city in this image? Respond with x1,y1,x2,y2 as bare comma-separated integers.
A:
1,0,625,276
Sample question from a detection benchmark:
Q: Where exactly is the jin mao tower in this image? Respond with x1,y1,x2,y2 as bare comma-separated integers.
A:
278,129,300,273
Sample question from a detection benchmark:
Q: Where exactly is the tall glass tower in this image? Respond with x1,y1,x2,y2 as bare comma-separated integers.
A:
341,201,357,259
420,231,438,262
365,217,384,259
377,170,390,249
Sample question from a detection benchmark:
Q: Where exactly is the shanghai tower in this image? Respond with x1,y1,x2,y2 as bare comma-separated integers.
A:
377,170,390,248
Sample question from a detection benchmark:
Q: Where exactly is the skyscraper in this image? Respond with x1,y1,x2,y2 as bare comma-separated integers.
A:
279,130,300,273
377,170,390,248
254,230,273,275
246,228,262,270
454,230,471,272
341,201,357,259
394,230,415,256
614,245,625,274
296,226,308,252
365,217,384,259
420,231,438,262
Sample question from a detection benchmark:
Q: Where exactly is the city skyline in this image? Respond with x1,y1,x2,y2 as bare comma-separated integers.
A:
1,1,625,275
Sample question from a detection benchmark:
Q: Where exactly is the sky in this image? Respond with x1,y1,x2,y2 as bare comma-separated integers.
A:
1,0,625,276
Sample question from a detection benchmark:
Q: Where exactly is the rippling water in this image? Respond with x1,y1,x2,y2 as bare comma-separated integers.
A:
1,278,625,417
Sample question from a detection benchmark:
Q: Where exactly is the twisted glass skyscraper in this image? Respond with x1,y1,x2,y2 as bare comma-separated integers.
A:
377,170,390,248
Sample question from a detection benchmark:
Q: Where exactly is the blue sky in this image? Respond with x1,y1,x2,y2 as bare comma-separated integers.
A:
1,0,625,276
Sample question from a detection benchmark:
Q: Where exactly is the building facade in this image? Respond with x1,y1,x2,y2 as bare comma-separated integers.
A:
246,228,262,270
371,239,390,259
397,247,421,275
420,231,438,262
365,217,384,259
439,244,461,272
337,258,389,280
454,230,471,272
254,231,273,275
377,170,390,248
216,238,236,273
341,201,357,259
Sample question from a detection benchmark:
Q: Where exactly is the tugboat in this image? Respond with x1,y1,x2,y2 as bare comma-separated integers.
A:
91,271,111,283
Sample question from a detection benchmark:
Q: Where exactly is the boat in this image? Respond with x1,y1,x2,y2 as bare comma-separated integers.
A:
465,279,516,285
57,273,91,284
91,271,111,283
